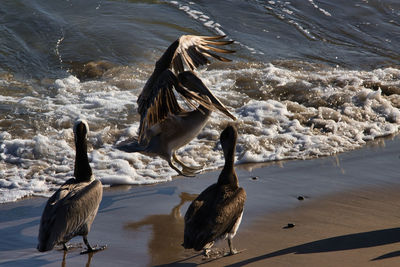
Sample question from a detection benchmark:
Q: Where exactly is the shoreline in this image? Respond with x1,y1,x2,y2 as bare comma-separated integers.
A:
1,134,400,266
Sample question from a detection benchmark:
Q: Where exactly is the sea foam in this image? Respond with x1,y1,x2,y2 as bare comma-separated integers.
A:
1,62,399,203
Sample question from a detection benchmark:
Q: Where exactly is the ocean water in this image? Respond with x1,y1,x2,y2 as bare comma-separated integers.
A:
1,0,399,203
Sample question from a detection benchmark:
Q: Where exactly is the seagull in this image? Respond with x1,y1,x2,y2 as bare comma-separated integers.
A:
183,125,246,256
117,35,236,176
37,119,105,254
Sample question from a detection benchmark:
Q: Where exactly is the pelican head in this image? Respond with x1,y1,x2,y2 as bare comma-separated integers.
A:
73,119,89,144
220,124,237,161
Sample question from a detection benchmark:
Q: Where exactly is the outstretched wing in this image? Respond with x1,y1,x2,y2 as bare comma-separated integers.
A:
137,69,183,143
177,71,236,120
172,35,235,73
137,35,235,143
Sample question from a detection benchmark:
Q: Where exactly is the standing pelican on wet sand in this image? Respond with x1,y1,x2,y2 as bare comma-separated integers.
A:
183,125,246,256
37,119,105,254
117,35,236,176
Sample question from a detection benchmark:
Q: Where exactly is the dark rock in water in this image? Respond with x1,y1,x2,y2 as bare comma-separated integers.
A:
67,60,116,80
297,196,305,201
283,223,295,229
251,176,258,181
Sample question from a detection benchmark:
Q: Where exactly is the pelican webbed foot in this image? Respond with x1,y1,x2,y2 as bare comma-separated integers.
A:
172,152,203,174
182,170,196,177
227,248,238,256
225,238,244,256
80,236,107,254
182,164,203,172
80,245,107,255
203,248,212,258
223,248,245,257
168,158,196,177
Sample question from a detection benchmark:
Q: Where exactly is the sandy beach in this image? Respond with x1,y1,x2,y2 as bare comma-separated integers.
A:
2,1,400,267
1,135,400,267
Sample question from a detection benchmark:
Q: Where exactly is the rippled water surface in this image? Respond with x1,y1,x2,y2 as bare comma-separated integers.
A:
1,0,400,202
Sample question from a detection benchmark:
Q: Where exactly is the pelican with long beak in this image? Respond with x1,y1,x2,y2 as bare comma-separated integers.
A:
117,35,236,176
37,119,105,254
183,125,246,256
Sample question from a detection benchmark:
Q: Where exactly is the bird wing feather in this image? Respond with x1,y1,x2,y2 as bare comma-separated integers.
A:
183,185,246,251
183,184,218,249
137,35,235,143
212,187,246,234
177,71,236,120
137,69,183,143
38,179,102,250
172,35,235,73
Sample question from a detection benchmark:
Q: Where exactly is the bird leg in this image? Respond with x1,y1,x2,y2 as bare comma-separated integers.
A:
80,236,107,255
172,152,203,173
83,236,93,251
168,157,195,177
227,238,238,255
168,158,187,176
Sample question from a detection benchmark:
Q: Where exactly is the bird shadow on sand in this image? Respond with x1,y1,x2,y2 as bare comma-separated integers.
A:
223,227,400,266
154,249,244,267
371,250,400,261
153,253,202,267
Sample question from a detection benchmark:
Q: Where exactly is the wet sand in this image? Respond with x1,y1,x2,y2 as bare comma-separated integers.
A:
195,185,400,267
1,135,400,266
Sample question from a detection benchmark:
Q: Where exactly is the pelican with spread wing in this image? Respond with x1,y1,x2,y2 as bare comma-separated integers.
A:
117,35,236,176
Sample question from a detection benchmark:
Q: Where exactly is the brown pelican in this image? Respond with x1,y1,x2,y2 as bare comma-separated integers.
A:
183,125,246,256
117,35,236,176
37,119,105,254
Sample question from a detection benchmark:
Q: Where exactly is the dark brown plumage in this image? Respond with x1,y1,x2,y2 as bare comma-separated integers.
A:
117,35,236,176
183,125,246,255
37,120,104,254
137,35,236,140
